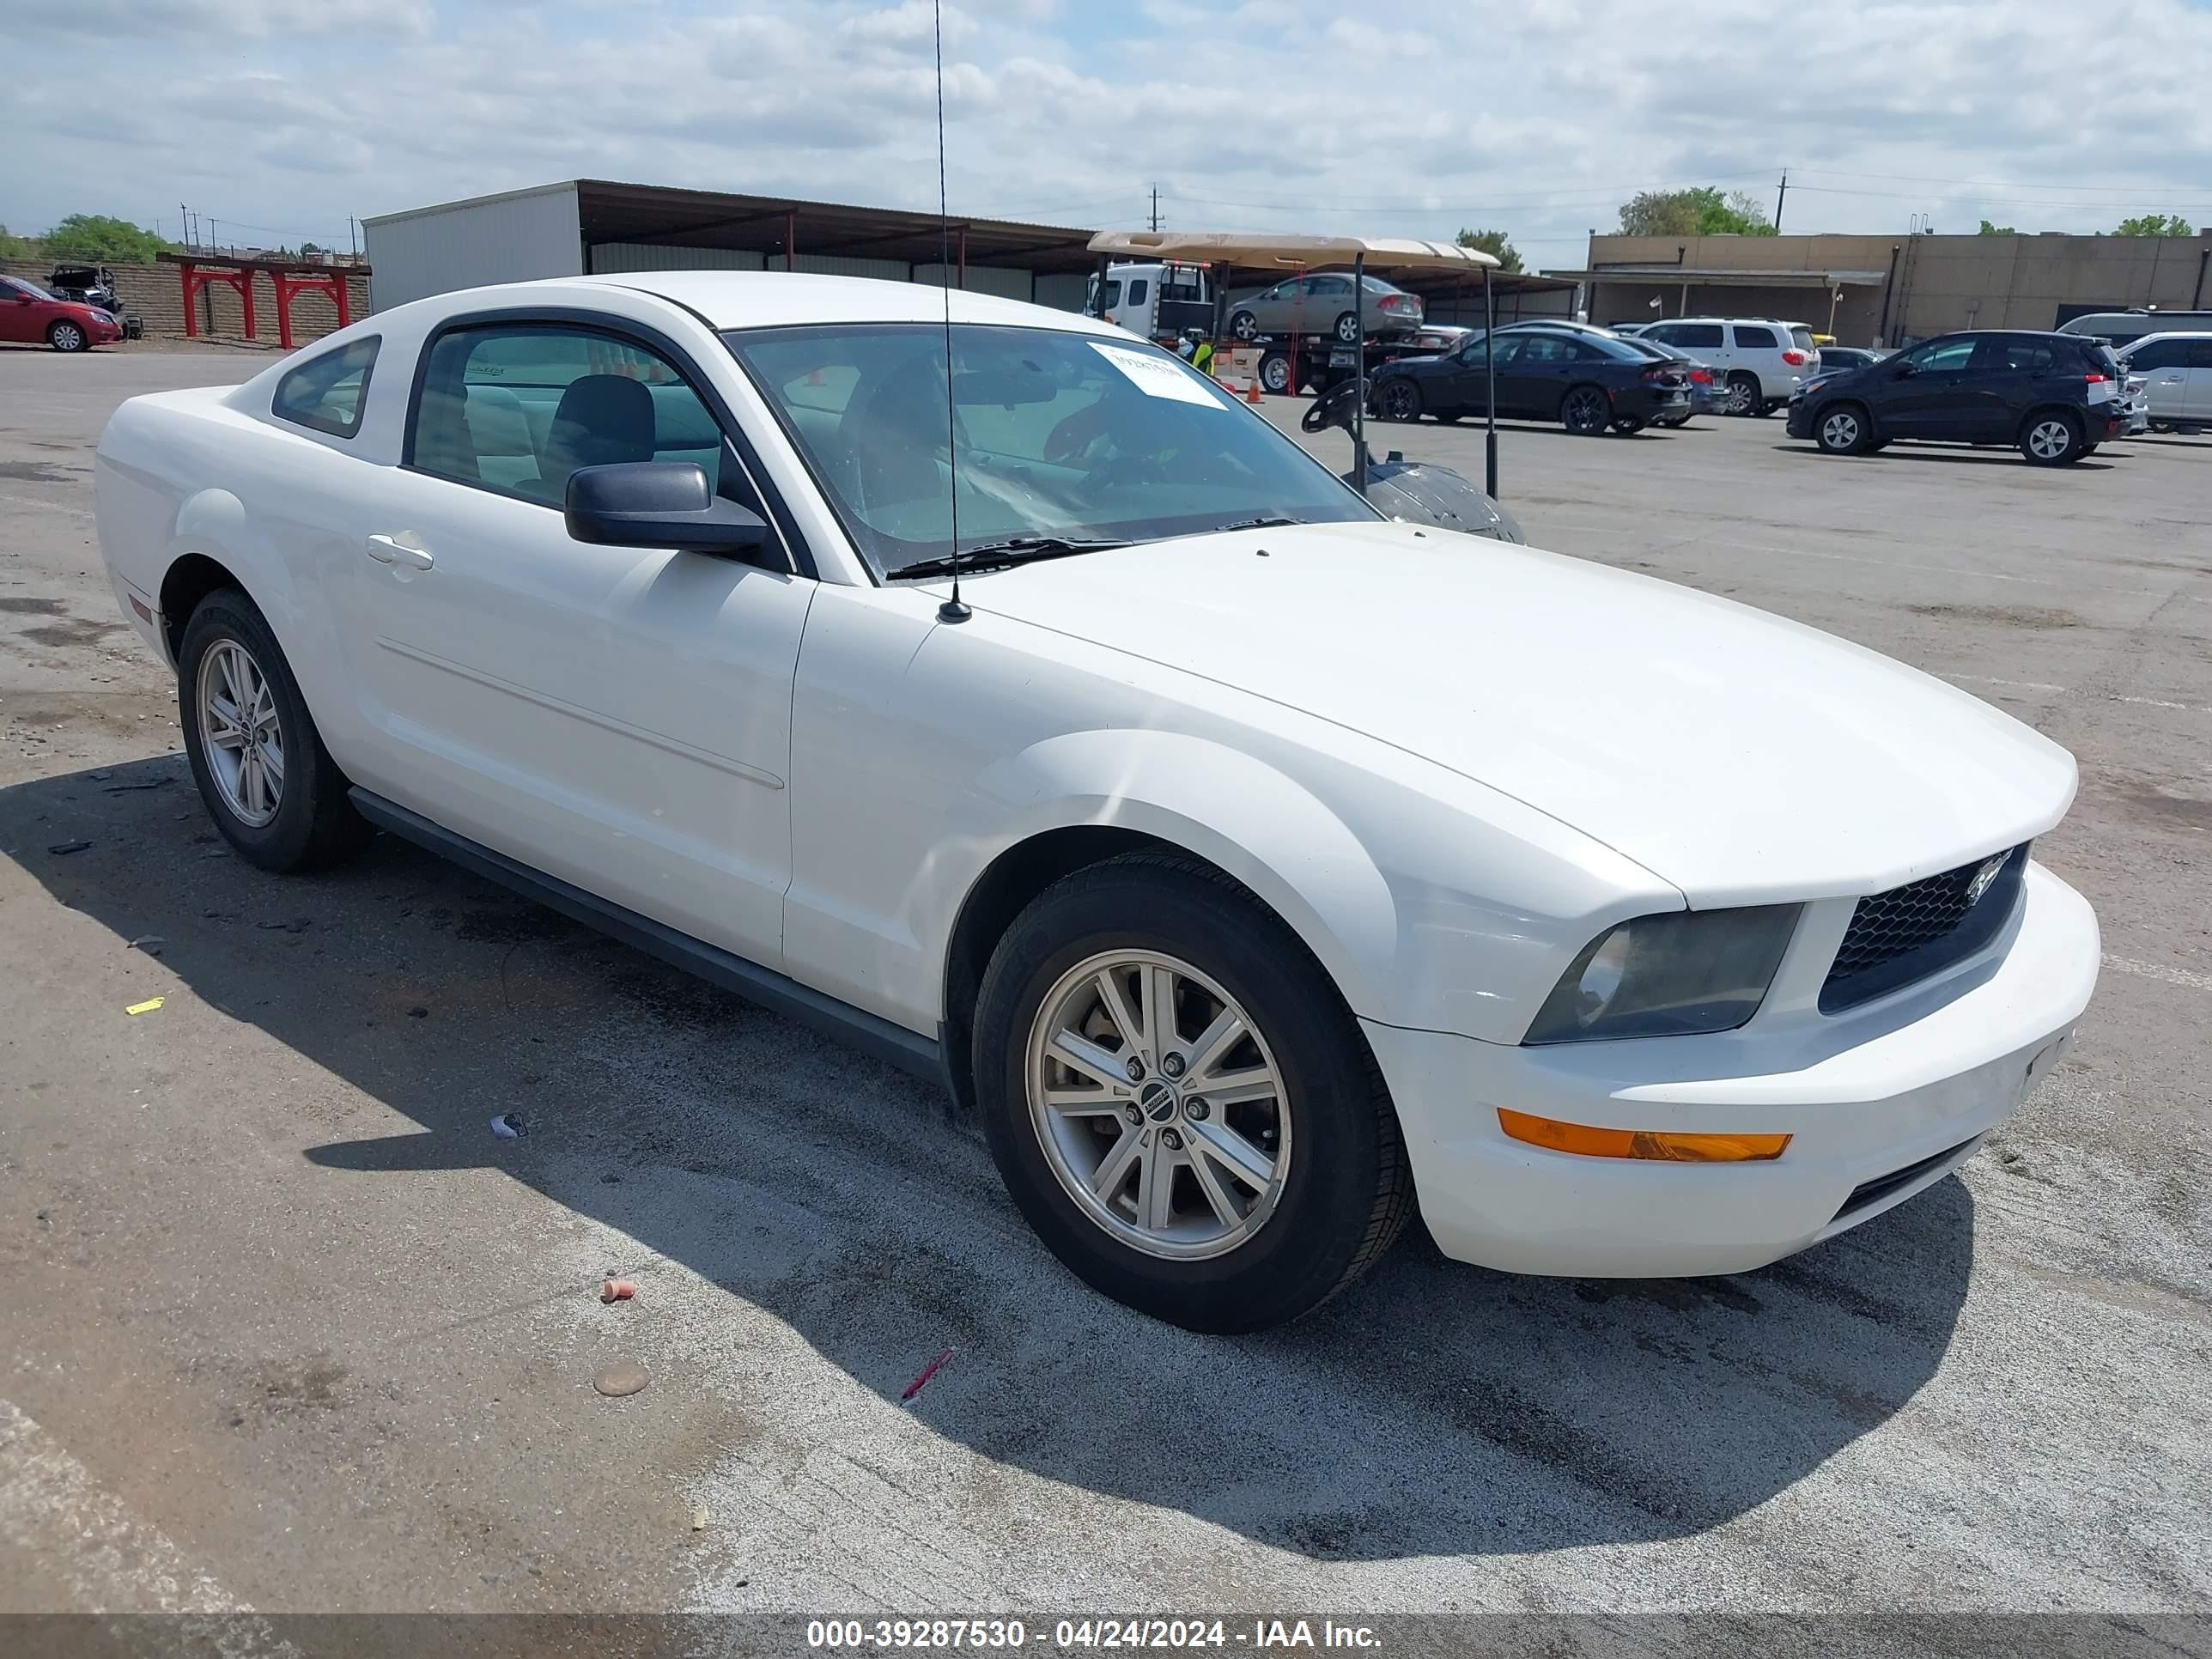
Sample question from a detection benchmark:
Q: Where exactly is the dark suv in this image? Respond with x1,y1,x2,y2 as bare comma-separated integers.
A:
1787,331,2126,465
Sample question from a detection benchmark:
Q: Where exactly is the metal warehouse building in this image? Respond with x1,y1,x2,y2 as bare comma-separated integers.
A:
362,179,1103,313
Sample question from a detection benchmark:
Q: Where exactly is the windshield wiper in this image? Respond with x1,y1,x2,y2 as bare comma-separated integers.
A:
890,535,1132,580
1210,515,1307,532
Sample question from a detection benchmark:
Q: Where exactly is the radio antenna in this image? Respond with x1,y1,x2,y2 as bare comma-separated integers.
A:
932,0,970,623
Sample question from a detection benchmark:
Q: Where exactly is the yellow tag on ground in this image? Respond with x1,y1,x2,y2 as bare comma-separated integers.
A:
125,997,165,1015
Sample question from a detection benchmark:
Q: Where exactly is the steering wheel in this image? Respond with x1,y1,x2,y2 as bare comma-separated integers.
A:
1302,380,1362,434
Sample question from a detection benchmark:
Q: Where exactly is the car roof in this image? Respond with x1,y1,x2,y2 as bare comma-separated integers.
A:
2118,330,2209,348
569,270,1123,336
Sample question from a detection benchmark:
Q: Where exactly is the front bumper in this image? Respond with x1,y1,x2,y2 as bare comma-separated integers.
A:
1364,861,2098,1278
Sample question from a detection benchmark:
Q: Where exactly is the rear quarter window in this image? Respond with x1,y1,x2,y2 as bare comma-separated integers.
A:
1732,325,1778,349
271,336,380,439
1789,326,1815,351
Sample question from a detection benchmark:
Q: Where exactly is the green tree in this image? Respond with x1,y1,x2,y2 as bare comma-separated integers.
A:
0,222,40,258
1454,227,1523,273
41,214,173,264
2114,213,2193,237
1978,219,2017,235
299,241,326,256
1617,187,1775,237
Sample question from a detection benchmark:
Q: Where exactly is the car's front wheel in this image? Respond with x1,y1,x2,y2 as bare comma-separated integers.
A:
1229,310,1258,342
1376,379,1421,422
2020,410,2084,465
48,320,88,353
178,591,370,872
1815,403,1871,454
974,854,1411,1333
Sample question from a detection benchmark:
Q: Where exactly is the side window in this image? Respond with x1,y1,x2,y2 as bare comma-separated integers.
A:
2189,341,2212,369
1731,324,1778,349
1126,278,1149,307
1518,336,1573,362
1672,323,1724,349
1310,276,1350,296
1099,280,1123,309
1995,339,2057,373
272,336,380,440
2126,340,2182,371
1905,337,1978,372
409,323,726,506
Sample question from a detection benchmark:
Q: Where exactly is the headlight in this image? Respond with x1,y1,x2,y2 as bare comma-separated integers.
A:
1523,906,1800,1044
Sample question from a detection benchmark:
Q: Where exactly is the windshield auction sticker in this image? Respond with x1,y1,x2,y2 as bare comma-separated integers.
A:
1090,341,1226,407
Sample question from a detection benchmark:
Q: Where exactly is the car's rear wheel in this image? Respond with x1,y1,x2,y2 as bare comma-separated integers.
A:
1376,380,1421,422
1258,349,1291,394
178,591,370,872
974,854,1411,1333
2020,410,2084,465
1724,373,1759,416
1333,311,1361,344
1816,403,1870,455
48,320,87,353
1561,384,1610,435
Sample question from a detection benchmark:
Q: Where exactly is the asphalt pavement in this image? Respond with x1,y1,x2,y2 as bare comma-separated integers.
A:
1,346,2207,1635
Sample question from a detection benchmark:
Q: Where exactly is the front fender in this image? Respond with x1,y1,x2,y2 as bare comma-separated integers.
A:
962,728,1400,1020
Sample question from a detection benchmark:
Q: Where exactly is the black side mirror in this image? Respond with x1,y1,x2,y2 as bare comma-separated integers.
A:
565,462,769,558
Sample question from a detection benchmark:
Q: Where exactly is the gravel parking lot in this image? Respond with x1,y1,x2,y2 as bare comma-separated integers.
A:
3,349,2208,1634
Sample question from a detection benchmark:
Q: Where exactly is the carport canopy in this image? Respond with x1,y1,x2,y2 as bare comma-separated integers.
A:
1086,229,1498,276
1549,266,1887,288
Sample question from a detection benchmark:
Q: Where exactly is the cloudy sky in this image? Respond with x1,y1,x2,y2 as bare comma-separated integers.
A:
4,0,2210,263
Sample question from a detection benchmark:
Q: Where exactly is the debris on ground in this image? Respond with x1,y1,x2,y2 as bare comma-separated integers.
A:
125,997,165,1015
47,840,91,855
489,1113,527,1139
690,1504,711,1531
593,1361,649,1399
256,918,312,934
900,1347,955,1403
126,935,164,956
601,1279,636,1304
406,1006,428,1018
104,778,173,793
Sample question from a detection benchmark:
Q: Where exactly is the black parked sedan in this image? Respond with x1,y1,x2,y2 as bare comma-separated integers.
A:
1368,327,1692,434
1788,330,2128,465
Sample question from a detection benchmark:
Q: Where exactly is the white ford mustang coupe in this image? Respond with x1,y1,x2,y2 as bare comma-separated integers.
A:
94,272,2098,1331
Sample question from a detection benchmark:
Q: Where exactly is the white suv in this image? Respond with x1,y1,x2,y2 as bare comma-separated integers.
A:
1636,318,1820,415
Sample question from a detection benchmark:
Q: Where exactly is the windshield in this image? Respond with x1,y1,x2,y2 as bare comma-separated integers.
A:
724,322,1376,579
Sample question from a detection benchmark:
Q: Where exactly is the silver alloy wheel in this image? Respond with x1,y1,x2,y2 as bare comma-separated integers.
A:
51,322,85,352
1820,410,1862,452
1024,949,1292,1261
1231,311,1258,342
1726,375,1759,415
196,639,284,827
2027,418,2074,460
1261,353,1291,393
1334,312,1361,343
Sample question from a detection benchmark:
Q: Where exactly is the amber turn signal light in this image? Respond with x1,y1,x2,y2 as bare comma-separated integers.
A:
1498,1108,1790,1163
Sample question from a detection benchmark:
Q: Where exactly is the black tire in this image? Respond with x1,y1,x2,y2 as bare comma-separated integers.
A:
2019,409,2083,466
1333,311,1361,344
177,590,370,872
973,854,1412,1334
1723,373,1760,416
1257,349,1291,395
1814,401,1872,455
1229,310,1259,343
47,320,88,353
1376,379,1421,422
1561,384,1610,435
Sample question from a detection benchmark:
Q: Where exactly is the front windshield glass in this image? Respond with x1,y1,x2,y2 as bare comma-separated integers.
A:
725,322,1376,578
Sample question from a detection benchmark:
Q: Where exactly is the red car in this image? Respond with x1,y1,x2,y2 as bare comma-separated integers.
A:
0,274,125,352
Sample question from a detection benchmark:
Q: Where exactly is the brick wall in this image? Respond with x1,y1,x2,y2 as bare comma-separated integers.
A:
2,258,372,347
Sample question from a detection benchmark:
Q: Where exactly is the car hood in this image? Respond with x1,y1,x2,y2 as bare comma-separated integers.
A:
951,522,2075,904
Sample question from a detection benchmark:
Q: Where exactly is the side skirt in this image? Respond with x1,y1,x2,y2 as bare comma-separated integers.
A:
349,789,947,1088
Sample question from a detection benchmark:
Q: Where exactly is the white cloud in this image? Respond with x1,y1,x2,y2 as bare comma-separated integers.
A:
4,0,2210,261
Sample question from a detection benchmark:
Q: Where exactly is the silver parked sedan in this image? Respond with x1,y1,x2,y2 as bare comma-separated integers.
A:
1229,271,1424,343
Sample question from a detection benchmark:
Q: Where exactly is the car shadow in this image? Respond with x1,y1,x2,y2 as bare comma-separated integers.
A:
1772,444,2117,470
3,756,1978,1563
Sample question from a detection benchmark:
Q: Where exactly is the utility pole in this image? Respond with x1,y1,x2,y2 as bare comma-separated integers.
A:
1149,185,1160,233
180,204,191,252
349,216,358,258
1774,167,1788,233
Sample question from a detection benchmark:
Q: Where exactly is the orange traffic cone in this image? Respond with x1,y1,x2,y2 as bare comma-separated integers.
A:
1245,377,1265,404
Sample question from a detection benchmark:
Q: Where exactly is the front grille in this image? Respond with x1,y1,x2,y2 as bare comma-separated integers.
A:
1820,844,2027,1013
1832,1136,1981,1223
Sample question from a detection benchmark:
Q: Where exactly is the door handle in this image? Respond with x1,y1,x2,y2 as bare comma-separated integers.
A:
366,533,434,571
